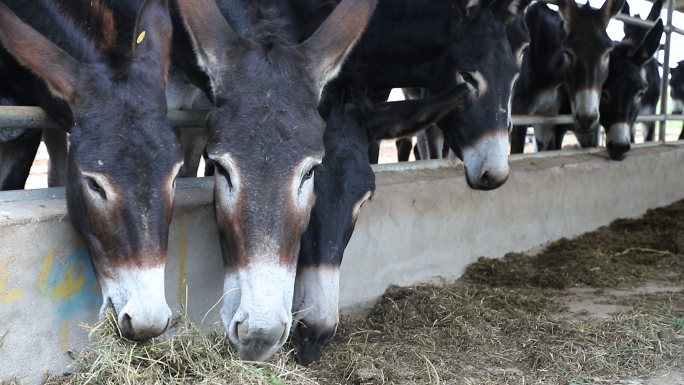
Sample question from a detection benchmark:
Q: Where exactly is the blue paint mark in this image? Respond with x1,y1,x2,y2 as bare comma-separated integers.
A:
43,250,102,322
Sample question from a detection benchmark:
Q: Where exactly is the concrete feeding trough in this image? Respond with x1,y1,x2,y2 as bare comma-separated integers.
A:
2,143,684,384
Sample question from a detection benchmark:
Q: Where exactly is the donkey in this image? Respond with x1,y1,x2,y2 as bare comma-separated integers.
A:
511,0,624,153
291,81,473,365
672,61,684,140
619,0,662,143
0,0,182,340
172,0,376,361
335,0,529,190
599,20,663,159
406,13,531,161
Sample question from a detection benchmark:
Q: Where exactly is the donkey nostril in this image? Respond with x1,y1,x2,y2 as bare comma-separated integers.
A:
480,171,491,188
119,313,133,339
236,321,249,344
277,323,289,346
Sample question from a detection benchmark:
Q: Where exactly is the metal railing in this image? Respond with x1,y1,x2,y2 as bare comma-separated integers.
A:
0,0,681,151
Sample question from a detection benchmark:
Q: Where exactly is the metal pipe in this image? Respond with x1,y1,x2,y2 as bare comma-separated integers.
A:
1,108,683,131
659,0,675,142
0,106,208,130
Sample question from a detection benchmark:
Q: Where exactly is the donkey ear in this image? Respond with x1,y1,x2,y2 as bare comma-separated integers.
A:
132,0,173,83
367,83,473,142
176,0,242,92
297,0,377,97
492,0,532,24
600,0,625,26
631,19,663,66
557,0,580,29
647,0,663,21
0,3,80,103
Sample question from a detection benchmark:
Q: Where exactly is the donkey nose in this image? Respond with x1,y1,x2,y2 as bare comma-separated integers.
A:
233,315,289,361
475,168,509,191
118,304,171,340
606,140,630,161
574,111,599,133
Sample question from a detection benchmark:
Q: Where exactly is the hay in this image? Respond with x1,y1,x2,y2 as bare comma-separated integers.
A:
43,310,319,385
307,200,684,384
466,200,684,289
309,285,684,384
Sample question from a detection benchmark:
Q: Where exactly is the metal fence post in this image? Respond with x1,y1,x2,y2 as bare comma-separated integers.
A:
659,0,675,143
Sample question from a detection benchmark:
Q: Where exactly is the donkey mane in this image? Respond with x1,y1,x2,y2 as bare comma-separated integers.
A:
55,0,133,72
244,6,295,54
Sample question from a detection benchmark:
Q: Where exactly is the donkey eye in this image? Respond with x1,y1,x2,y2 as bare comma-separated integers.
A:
214,163,233,190
601,90,610,103
85,177,106,200
459,71,478,89
563,50,573,66
302,166,316,182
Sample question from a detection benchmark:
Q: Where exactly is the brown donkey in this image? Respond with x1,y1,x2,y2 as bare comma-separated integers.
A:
173,0,376,360
0,0,182,340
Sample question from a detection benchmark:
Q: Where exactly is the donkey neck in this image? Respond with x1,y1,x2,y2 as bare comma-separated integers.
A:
342,0,455,89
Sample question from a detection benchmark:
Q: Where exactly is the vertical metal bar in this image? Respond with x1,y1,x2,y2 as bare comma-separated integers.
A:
659,0,675,142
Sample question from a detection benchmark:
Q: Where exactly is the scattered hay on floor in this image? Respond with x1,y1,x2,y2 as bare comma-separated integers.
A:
309,200,684,384
466,200,684,289
310,284,684,384
44,310,319,385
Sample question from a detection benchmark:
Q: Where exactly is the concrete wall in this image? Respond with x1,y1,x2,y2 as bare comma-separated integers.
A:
1,144,684,383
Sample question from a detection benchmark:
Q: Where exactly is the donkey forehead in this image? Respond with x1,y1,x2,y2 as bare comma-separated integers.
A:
219,45,316,93
564,26,612,51
609,58,646,87
72,127,182,175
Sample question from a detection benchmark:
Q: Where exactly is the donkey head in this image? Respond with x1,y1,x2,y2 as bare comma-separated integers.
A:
432,0,530,191
0,0,181,340
292,81,473,365
622,0,663,46
176,0,375,361
600,20,663,160
670,61,684,114
558,0,624,133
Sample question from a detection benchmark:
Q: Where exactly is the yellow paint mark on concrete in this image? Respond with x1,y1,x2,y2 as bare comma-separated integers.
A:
0,264,23,304
178,216,187,306
39,247,55,293
52,265,85,299
60,320,69,352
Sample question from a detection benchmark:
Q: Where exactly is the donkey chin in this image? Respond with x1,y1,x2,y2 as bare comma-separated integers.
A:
98,265,171,341
462,132,510,191
572,90,601,134
290,265,340,365
221,264,295,361
606,122,632,161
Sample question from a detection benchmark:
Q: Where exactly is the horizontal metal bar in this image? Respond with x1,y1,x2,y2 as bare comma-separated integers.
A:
0,106,208,130
0,106,61,130
537,0,684,35
512,114,684,126
511,115,574,125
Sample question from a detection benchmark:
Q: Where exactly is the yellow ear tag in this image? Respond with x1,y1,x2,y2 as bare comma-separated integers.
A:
137,31,146,44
